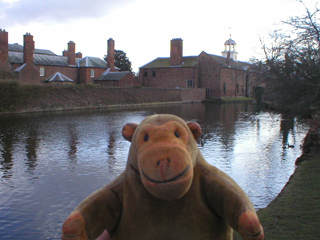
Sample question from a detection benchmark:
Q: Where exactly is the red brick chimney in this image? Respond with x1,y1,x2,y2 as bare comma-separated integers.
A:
67,41,76,65
62,50,68,57
107,38,115,71
23,32,34,64
0,29,9,64
76,52,82,59
170,38,183,66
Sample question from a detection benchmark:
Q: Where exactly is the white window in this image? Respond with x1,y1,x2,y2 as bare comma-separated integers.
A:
40,67,45,77
187,79,193,87
90,69,95,78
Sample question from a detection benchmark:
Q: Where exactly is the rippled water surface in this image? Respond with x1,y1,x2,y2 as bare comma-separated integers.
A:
0,102,308,239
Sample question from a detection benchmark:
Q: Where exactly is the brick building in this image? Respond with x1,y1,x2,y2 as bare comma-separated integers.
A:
139,38,262,99
0,29,136,86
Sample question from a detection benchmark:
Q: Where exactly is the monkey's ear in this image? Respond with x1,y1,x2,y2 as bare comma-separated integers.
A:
187,122,202,140
122,123,138,142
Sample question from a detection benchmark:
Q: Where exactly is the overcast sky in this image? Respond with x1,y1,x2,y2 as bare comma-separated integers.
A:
1,0,317,72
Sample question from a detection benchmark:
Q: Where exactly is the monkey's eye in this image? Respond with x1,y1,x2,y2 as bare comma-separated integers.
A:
174,131,180,138
144,134,149,142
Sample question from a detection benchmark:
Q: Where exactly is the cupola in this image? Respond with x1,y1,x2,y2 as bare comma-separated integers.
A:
222,35,238,61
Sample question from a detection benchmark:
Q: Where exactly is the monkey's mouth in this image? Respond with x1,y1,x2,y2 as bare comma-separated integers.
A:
142,166,190,184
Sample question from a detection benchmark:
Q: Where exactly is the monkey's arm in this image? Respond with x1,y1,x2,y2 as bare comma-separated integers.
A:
62,174,124,240
201,164,264,240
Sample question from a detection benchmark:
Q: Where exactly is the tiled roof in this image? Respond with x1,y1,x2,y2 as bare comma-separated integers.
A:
9,52,24,64
14,63,26,72
207,53,252,70
34,54,70,66
8,43,57,55
95,70,129,81
77,57,107,68
8,43,23,52
45,72,74,82
140,56,198,69
9,51,81,67
139,52,254,71
8,44,105,68
8,52,71,66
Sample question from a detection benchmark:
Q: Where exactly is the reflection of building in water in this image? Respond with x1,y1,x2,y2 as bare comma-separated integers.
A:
25,129,39,171
0,131,14,178
68,125,79,161
107,130,117,170
202,103,246,148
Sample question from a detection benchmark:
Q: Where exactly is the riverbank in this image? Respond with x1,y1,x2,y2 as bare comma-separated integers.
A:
233,148,320,239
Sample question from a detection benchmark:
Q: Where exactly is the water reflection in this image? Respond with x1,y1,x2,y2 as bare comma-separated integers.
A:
106,129,117,171
67,124,78,161
25,128,39,171
0,103,308,240
0,122,15,179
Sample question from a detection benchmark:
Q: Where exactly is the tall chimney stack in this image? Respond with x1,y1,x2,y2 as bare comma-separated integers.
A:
67,41,76,65
107,38,115,71
0,29,9,65
23,32,34,64
170,38,183,66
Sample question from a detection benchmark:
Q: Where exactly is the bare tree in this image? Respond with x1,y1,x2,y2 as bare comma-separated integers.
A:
262,0,320,117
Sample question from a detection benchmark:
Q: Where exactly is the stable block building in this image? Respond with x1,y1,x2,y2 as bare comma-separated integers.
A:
0,29,137,86
139,38,263,99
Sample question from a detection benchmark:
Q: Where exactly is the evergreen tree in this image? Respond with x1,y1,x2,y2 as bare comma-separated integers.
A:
104,50,134,74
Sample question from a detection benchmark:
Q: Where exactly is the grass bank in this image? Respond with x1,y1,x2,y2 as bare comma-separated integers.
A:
233,150,320,239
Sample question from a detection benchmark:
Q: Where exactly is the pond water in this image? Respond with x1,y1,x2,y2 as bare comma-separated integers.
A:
0,102,308,239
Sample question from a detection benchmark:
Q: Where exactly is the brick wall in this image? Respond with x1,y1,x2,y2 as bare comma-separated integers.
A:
198,52,221,98
18,63,40,84
78,68,107,84
38,65,78,83
181,88,206,102
0,85,207,113
118,73,138,87
142,67,197,88
0,30,8,64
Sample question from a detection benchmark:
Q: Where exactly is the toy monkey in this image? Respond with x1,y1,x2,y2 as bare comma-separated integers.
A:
62,114,264,240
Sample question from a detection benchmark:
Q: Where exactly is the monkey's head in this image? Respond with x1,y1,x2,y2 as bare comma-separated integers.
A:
122,114,201,200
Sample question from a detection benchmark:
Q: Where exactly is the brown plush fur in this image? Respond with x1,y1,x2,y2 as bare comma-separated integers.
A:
62,114,264,240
